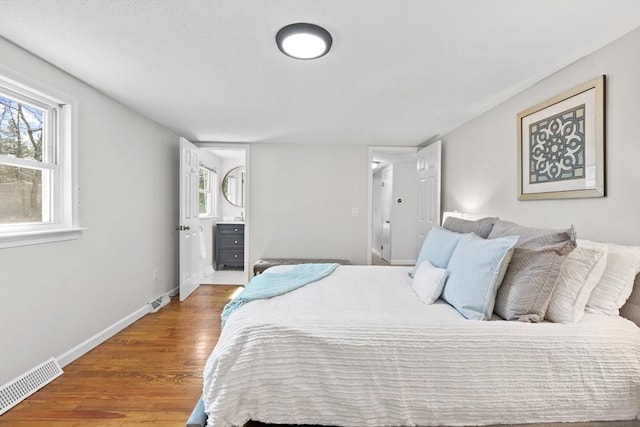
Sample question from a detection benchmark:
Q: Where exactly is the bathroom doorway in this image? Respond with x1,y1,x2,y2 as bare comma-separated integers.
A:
196,143,250,286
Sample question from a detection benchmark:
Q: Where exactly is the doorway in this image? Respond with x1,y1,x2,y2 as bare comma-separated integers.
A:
196,143,250,286
368,147,418,266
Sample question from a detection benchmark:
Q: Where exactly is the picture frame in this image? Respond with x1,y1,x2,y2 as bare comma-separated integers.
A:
517,75,605,200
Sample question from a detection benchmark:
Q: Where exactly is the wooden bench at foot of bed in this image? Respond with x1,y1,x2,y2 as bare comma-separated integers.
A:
252,258,351,276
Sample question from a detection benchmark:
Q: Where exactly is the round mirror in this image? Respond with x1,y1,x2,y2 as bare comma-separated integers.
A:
222,166,245,207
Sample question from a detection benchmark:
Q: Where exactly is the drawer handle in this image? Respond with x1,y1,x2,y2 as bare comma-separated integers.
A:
234,228,238,232
234,255,238,258
234,240,238,244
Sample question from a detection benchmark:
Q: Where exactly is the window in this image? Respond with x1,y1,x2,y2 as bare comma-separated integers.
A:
199,166,217,217
0,72,80,248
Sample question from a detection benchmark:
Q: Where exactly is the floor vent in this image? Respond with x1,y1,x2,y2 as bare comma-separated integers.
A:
148,293,170,313
0,358,63,415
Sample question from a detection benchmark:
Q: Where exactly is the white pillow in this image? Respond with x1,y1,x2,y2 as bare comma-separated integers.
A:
579,239,640,316
412,260,449,304
545,246,607,323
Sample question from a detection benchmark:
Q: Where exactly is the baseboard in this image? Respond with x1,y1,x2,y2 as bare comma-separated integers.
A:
390,259,416,266
372,249,381,258
167,286,179,297
56,304,150,368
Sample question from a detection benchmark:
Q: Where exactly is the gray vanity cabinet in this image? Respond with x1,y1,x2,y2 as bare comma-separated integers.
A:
214,223,244,270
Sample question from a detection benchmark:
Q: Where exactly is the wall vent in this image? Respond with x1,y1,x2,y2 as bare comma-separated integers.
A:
148,293,170,313
0,358,63,415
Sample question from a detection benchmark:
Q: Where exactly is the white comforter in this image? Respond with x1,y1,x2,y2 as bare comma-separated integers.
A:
203,265,640,427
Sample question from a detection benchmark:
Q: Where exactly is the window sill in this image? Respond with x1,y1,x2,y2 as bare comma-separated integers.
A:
0,227,87,249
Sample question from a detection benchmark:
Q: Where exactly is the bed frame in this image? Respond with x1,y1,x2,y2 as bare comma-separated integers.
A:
186,274,640,427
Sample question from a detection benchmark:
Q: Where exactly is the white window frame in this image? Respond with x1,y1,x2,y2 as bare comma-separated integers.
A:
198,166,217,218
0,68,83,248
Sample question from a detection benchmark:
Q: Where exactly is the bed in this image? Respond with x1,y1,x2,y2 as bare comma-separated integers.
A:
200,220,640,427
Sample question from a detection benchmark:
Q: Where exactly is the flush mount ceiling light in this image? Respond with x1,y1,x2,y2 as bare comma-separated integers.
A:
276,23,332,60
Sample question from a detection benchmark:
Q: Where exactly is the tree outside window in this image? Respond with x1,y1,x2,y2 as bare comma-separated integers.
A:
0,72,79,248
199,166,217,217
0,94,49,224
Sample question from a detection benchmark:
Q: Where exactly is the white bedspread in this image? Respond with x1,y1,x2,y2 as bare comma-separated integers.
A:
203,265,640,427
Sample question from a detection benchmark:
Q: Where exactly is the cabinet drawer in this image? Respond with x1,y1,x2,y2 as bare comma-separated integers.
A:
214,223,245,269
219,250,244,264
218,235,244,249
217,224,244,235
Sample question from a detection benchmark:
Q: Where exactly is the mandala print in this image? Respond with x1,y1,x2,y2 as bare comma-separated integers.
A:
529,105,585,183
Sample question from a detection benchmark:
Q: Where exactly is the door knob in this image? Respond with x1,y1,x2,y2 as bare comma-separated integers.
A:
184,226,191,231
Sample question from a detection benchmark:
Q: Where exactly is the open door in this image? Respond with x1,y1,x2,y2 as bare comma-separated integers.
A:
416,141,441,252
178,137,200,301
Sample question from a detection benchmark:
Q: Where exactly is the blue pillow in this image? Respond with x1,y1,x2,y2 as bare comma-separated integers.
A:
413,226,466,276
441,233,518,320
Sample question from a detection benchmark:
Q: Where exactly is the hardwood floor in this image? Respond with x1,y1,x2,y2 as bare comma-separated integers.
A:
0,285,240,427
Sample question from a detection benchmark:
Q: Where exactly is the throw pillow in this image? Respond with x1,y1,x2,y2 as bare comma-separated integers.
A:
442,216,498,239
411,260,449,305
413,226,466,276
441,233,518,321
579,239,640,316
490,220,576,322
545,246,607,323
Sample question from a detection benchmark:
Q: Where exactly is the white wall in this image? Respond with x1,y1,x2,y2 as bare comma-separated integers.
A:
0,37,179,384
249,143,369,267
390,161,418,264
442,28,640,245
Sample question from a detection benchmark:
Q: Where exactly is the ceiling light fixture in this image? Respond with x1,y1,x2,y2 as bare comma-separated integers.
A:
276,23,332,60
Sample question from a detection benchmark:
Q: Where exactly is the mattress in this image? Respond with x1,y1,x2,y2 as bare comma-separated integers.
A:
203,265,640,427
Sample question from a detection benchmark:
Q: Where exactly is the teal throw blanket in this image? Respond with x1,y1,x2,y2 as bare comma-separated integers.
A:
221,263,339,326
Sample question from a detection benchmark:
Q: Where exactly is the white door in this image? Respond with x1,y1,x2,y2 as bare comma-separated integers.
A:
381,166,392,262
179,137,200,301
416,141,441,253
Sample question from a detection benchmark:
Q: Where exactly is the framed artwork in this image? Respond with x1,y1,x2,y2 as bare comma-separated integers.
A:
517,75,605,200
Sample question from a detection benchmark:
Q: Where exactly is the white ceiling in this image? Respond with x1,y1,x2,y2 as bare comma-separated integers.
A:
206,148,245,162
1,0,638,146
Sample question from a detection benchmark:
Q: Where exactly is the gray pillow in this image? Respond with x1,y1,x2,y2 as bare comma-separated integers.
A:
489,220,576,322
442,217,498,239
